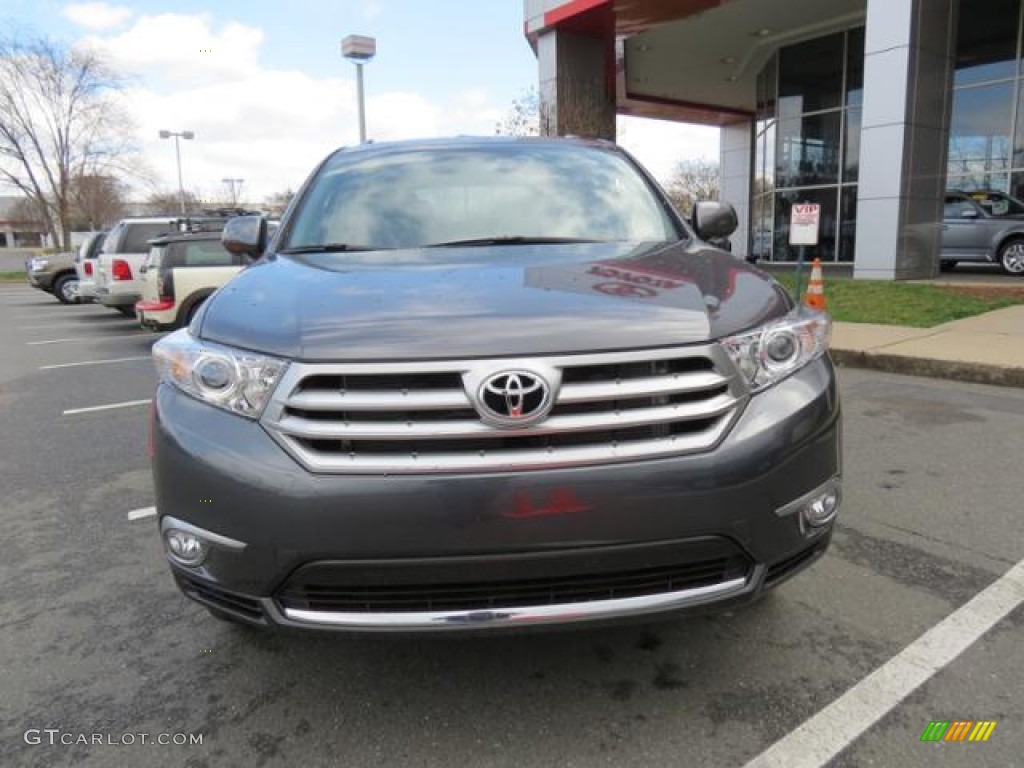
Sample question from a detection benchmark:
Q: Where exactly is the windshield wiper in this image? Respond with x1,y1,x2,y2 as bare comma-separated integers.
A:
423,236,604,248
278,243,390,254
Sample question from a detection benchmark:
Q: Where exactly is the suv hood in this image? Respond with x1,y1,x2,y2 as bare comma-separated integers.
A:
199,241,790,361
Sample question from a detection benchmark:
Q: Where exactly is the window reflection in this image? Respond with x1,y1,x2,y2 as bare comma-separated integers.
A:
286,146,679,251
948,82,1014,176
955,0,1020,86
778,34,844,116
776,112,841,188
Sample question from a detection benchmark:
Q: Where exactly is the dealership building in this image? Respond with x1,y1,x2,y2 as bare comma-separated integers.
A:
524,0,1021,278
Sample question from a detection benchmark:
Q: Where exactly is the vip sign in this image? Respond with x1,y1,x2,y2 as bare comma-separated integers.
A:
789,203,821,246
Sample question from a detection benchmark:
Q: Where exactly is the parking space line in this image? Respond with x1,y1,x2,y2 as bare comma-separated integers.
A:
20,322,136,330
27,333,158,345
63,399,150,416
127,506,157,521
743,558,1024,768
41,356,150,370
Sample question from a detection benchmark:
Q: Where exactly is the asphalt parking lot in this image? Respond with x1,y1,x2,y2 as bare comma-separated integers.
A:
0,283,1021,768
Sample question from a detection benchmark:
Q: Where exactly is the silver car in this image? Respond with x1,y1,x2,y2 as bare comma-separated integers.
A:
941,190,1024,274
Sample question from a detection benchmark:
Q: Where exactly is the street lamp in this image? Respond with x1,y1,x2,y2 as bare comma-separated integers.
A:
341,35,376,143
222,178,244,207
158,129,195,214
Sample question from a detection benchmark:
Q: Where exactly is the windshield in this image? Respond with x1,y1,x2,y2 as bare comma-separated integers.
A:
283,143,681,252
967,191,1024,217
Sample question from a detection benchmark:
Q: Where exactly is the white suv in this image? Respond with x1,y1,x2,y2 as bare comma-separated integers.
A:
74,230,108,303
95,217,181,316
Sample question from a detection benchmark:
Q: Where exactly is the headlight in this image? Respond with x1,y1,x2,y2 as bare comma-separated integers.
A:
152,329,287,418
30,257,49,272
721,307,831,393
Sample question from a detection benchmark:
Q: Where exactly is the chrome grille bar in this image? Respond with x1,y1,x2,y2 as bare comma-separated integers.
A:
261,344,746,474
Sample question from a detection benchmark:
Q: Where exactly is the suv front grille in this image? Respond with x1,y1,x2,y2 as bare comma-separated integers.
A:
261,346,746,474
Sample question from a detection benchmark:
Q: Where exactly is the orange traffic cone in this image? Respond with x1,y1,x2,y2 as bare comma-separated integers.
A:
803,258,826,311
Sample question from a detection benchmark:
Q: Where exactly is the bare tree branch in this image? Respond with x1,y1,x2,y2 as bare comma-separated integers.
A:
0,34,140,249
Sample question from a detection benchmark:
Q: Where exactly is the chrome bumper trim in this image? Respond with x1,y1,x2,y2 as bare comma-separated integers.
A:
278,575,748,629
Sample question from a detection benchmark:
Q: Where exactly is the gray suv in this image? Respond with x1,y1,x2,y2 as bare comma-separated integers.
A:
941,190,1024,274
150,137,841,632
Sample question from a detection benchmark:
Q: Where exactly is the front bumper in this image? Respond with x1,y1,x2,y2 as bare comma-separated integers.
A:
27,271,54,291
152,356,842,632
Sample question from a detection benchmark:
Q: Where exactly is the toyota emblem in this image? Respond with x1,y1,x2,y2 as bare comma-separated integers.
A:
476,370,552,427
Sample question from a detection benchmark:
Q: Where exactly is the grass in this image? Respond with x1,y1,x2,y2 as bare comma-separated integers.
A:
0,271,27,282
772,271,1024,327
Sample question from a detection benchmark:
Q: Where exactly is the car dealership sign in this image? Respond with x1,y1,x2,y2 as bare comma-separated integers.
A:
789,203,821,246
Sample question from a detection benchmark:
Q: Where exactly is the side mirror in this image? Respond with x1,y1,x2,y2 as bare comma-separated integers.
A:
691,201,739,242
222,215,268,258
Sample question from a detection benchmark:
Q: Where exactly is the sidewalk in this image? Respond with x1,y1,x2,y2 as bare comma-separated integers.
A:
830,305,1024,387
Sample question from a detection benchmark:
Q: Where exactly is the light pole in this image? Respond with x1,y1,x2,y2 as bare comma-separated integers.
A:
222,178,244,207
158,129,195,214
341,35,376,143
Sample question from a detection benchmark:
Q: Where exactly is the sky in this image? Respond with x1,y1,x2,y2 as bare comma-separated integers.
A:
2,0,720,204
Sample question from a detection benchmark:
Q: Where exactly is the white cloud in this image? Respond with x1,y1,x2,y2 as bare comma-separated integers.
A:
617,115,720,184
62,2,133,31
84,13,510,204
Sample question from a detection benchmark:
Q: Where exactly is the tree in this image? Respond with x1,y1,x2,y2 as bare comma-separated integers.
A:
144,189,201,215
496,80,614,140
664,158,720,216
0,35,138,249
496,88,540,137
264,188,294,218
70,173,126,229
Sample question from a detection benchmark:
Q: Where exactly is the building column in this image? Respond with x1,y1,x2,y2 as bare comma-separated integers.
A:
854,0,957,279
537,29,616,140
720,121,753,260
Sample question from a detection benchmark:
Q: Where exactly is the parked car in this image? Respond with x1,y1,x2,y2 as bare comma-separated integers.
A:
136,231,246,331
150,137,841,633
74,230,108,303
95,216,182,316
941,190,1024,274
25,250,80,304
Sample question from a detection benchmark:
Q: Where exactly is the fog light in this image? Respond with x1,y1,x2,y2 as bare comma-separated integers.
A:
804,490,840,527
163,529,207,566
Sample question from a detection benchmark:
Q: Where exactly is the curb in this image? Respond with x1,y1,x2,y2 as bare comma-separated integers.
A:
831,349,1024,388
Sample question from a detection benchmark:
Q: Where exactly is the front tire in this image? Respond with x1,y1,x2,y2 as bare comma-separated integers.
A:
939,259,957,272
998,238,1024,275
53,274,79,304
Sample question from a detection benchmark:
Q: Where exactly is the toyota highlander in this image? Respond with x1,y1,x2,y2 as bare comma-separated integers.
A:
150,137,842,633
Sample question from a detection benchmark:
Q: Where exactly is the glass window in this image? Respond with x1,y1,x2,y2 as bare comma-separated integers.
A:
955,0,1021,86
284,144,681,251
1011,86,1024,167
123,222,176,254
943,196,981,217
948,82,1014,176
947,172,1009,191
779,34,845,116
757,53,778,120
846,28,865,106
838,186,858,261
773,188,838,262
1011,171,1024,199
844,108,862,183
776,111,841,188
